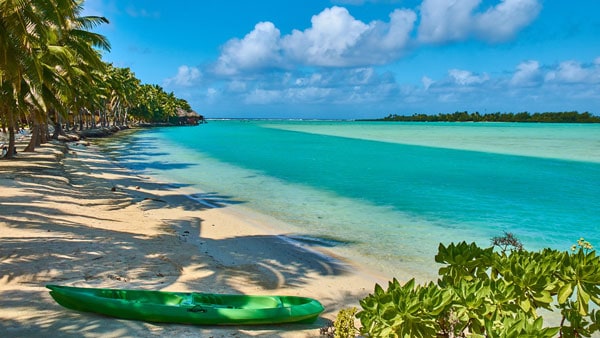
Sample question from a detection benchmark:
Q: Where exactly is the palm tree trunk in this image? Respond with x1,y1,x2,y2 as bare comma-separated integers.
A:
40,121,48,144
4,109,17,159
24,120,39,152
102,108,107,127
78,108,84,130
51,109,62,139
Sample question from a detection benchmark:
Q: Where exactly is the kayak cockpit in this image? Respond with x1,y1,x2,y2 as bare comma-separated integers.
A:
87,288,285,309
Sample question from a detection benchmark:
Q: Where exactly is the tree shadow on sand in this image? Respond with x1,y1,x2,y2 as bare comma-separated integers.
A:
0,203,357,336
0,142,369,336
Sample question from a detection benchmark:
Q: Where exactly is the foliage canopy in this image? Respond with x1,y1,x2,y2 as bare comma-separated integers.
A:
1,0,196,158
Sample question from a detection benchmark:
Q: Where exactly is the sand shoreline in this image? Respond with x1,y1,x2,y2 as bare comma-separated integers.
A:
0,138,386,337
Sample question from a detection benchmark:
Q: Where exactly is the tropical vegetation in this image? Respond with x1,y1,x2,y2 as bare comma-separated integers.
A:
325,236,600,337
0,0,195,159
372,111,600,123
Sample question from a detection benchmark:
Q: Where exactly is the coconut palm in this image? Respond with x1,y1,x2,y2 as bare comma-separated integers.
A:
0,0,54,157
0,0,110,156
25,0,110,151
128,84,193,125
103,64,141,127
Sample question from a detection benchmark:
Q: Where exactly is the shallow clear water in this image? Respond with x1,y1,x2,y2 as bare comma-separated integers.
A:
98,121,600,280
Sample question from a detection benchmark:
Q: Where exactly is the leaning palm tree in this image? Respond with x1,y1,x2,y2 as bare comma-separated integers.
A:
0,0,110,156
44,1,110,140
32,0,109,150
103,64,141,127
0,0,54,158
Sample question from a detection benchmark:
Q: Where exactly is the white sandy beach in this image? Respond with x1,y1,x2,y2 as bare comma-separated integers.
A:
0,137,387,337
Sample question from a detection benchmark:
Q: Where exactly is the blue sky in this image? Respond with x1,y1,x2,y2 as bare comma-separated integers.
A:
84,0,600,119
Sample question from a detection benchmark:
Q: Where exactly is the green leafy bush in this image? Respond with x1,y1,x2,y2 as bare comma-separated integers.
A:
320,307,359,338
334,307,359,338
356,237,600,337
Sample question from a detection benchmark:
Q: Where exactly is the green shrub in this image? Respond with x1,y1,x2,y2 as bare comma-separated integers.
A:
320,307,359,338
334,307,359,338
356,237,600,337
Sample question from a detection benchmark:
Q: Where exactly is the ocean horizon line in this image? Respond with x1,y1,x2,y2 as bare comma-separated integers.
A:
205,117,357,122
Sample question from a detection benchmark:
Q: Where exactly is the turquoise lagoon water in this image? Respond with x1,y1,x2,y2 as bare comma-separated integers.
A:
98,121,600,281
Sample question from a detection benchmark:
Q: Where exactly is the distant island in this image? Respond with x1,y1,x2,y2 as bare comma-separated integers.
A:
365,111,600,123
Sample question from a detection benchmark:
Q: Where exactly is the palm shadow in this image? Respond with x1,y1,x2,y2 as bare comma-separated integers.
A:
0,141,369,336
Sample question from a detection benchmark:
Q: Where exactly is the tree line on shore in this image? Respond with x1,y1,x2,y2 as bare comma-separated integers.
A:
370,111,600,123
1,0,198,159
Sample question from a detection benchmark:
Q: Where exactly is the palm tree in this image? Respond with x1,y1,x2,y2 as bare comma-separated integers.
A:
25,0,110,151
0,0,54,158
103,65,140,127
127,82,196,125
0,0,110,156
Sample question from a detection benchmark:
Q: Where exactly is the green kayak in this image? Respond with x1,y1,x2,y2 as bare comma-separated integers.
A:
46,285,324,325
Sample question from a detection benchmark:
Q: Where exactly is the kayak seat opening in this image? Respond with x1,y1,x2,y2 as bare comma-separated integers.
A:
97,290,185,306
193,294,226,306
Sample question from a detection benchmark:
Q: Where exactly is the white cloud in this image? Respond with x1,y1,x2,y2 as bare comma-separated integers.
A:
418,0,541,43
212,2,540,75
511,60,541,87
244,89,281,104
203,67,398,108
203,88,219,104
439,93,458,102
213,6,416,73
448,69,489,85
164,65,201,87
283,6,417,66
550,60,593,83
509,59,600,86
294,73,324,87
210,2,540,76
169,1,594,117
227,80,247,92
475,0,541,42
173,56,600,118
286,87,333,103
546,58,600,84
407,57,599,113
422,76,435,90
347,68,375,85
418,0,480,43
207,88,218,97
240,86,335,105
282,7,370,67
214,22,283,75
354,9,417,62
